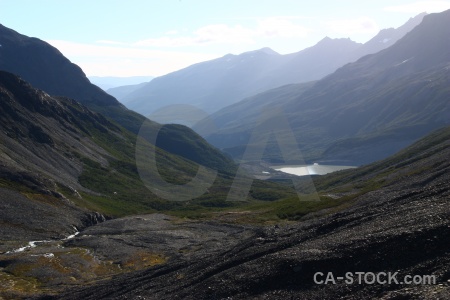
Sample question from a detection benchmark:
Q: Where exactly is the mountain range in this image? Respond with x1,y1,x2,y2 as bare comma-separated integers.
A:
0,9,449,300
0,24,147,133
106,81,149,102
0,22,238,170
88,76,154,90
0,22,283,219
0,71,244,215
120,13,426,116
1,66,448,299
195,10,450,165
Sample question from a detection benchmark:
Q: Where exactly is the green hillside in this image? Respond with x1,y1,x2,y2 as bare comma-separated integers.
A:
0,71,295,218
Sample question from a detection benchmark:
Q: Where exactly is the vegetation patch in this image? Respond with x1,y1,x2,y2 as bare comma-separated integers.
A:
0,245,167,299
121,251,167,270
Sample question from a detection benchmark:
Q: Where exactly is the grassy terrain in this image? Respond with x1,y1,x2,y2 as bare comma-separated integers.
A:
4,121,448,226
179,125,450,224
3,68,438,226
3,70,449,226
1,125,448,300
55,108,307,218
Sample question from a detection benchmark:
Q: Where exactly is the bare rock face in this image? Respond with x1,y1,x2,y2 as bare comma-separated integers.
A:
0,188,104,249
81,212,108,227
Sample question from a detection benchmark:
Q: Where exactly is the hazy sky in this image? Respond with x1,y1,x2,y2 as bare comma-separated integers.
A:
1,0,450,77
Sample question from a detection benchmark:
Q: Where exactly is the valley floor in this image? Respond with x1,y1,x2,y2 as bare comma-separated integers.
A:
3,153,444,300
1,128,450,300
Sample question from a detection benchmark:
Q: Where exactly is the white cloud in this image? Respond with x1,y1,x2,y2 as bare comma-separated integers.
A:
134,36,199,47
46,17,313,76
46,40,219,77
257,17,311,38
134,17,311,48
194,24,255,44
165,30,179,35
135,24,255,47
384,1,450,13
96,40,125,45
326,17,379,35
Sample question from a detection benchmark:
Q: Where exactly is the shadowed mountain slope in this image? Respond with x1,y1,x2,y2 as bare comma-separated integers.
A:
0,71,241,216
0,24,146,134
197,10,450,165
0,25,238,170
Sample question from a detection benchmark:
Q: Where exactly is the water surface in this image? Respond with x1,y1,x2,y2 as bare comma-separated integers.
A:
273,163,356,176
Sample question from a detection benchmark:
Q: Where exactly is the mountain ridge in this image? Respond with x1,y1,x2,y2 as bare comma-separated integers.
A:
0,23,147,134
0,71,240,215
122,13,426,115
197,10,450,165
89,76,154,90
0,24,239,168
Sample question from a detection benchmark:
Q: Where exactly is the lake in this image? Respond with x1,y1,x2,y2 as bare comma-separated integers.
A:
272,163,356,176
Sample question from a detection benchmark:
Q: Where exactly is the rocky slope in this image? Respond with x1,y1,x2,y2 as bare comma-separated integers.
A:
0,71,119,191
0,23,226,168
0,187,105,252
0,24,145,133
0,71,292,299
0,71,246,219
33,125,450,300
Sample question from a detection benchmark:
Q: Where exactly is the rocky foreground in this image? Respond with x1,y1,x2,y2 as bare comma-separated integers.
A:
31,129,449,300
46,182,449,299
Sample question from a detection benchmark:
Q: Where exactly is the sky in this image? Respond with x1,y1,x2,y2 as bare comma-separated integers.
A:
1,0,450,77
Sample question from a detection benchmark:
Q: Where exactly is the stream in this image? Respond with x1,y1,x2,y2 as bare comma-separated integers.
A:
5,231,80,254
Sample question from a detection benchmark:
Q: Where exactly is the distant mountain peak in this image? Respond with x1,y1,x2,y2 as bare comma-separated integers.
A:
410,12,427,20
122,11,438,116
222,47,279,59
239,47,280,57
319,36,332,42
399,12,427,30
359,11,427,54
375,12,427,34
257,47,279,55
316,36,358,45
